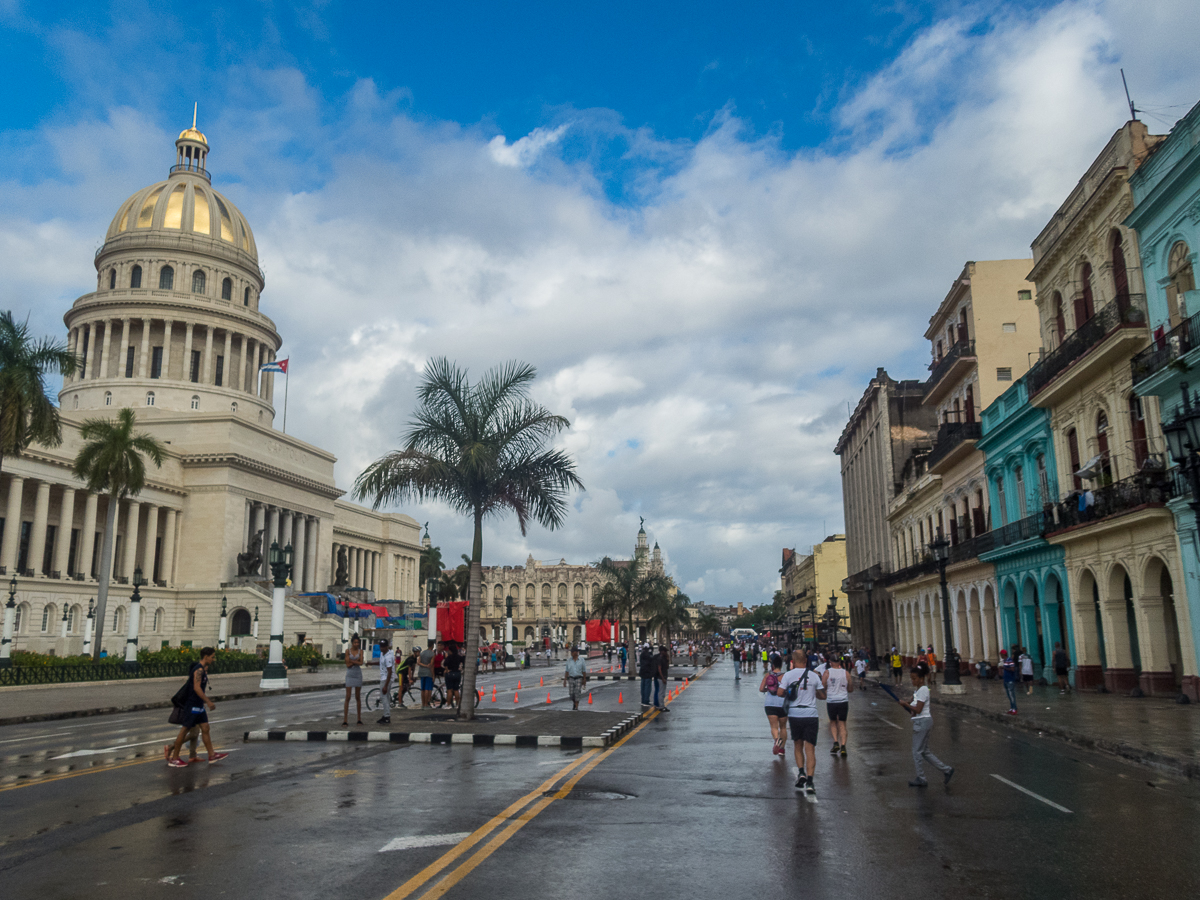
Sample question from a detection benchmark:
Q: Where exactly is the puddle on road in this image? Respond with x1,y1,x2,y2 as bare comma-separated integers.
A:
556,790,637,801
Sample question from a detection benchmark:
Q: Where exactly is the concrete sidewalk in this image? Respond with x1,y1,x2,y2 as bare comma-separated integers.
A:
871,674,1200,779
0,667,347,726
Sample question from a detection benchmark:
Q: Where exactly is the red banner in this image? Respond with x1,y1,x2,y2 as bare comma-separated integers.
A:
585,619,617,642
435,600,469,643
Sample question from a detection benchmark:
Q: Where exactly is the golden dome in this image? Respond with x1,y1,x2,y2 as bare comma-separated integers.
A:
177,126,208,145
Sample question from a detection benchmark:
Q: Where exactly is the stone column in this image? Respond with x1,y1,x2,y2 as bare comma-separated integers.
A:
137,318,151,378
252,503,266,575
1,476,24,572
265,351,276,403
118,318,132,377
161,508,177,586
99,318,113,379
242,337,254,393
183,323,195,382
65,328,78,383
122,500,140,580
280,511,293,564
53,488,75,577
202,325,215,384
373,552,380,593
305,518,319,592
85,323,99,381
267,506,280,558
162,320,173,379
292,516,307,592
1134,595,1175,692
79,492,98,579
142,505,159,582
221,329,233,388
28,480,52,576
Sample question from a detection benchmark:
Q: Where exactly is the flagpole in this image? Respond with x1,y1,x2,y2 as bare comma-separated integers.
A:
283,367,289,434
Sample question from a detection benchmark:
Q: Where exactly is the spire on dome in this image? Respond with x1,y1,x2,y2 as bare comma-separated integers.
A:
174,104,210,181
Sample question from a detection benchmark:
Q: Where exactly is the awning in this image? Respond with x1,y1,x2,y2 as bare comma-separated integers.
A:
1073,454,1103,479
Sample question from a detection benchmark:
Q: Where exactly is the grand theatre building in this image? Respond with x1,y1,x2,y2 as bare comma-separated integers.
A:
3,123,424,657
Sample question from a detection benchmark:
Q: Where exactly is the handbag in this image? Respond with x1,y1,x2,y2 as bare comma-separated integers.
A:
168,705,185,725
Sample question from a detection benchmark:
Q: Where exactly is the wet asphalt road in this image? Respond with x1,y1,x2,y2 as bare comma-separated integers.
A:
1,659,1198,899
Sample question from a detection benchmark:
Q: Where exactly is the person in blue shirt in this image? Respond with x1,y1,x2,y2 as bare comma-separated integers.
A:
1000,648,1018,714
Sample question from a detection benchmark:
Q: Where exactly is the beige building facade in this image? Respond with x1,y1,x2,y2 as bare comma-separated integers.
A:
4,123,423,659
781,535,849,627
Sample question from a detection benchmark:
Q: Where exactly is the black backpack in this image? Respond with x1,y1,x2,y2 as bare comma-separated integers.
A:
785,669,810,703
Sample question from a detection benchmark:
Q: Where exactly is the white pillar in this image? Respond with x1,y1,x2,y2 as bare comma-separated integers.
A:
118,318,132,376
80,492,98,579
81,603,93,656
54,488,75,577
1,591,15,665
305,518,319,591
28,480,52,576
218,598,228,650
122,500,140,580
221,329,232,387
293,516,307,593
342,611,350,654
260,577,290,689
202,325,215,384
137,318,151,378
60,606,68,639
86,322,100,380
99,318,113,379
1,476,24,572
142,505,159,582
161,508,177,585
280,510,293,556
162,320,173,380
183,323,195,382
124,585,142,669
265,350,276,403
252,503,266,576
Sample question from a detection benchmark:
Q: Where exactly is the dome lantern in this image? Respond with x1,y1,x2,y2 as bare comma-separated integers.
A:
174,103,210,182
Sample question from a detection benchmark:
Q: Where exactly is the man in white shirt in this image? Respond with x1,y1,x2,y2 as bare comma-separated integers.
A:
377,640,395,724
898,661,953,787
777,649,825,795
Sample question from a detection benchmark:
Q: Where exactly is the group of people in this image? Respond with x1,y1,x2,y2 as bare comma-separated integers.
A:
350,637,466,724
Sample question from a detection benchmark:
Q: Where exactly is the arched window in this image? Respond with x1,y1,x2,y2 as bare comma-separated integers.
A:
159,266,174,290
153,608,164,632
1053,291,1066,345
104,391,112,406
1129,394,1148,469
73,394,79,409
964,384,975,423
1111,230,1130,310
230,401,238,413
1014,465,1027,518
243,287,251,307
1096,410,1113,483
146,391,155,406
14,602,26,632
67,605,78,632
1074,262,1095,327
1168,241,1194,326
231,608,251,635
1067,427,1082,491
109,269,116,290
191,269,206,294
221,277,232,300
557,583,567,600
41,605,52,632
191,395,200,410
525,584,535,600
1036,454,1049,504
130,265,142,289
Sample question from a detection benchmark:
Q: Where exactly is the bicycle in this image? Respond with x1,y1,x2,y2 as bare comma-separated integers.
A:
366,676,446,711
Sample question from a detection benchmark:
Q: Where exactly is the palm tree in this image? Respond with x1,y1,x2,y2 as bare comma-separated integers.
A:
0,311,77,479
353,358,583,720
72,408,166,662
592,555,672,650
646,590,692,644
695,611,721,636
419,542,444,585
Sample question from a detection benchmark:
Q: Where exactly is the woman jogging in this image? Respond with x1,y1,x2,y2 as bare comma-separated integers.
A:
897,661,953,787
823,654,853,756
760,653,787,756
342,634,364,726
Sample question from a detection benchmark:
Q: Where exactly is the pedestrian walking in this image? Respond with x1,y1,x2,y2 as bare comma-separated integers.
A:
1020,647,1035,694
925,645,938,686
444,641,463,709
760,653,787,756
564,646,588,710
1000,649,1018,714
619,642,627,674
823,654,853,757
854,654,868,689
342,634,364,726
166,647,228,766
638,644,656,707
655,644,671,710
898,661,953,787
376,639,395,723
418,639,436,708
777,649,825,795
1052,641,1071,693
733,645,742,680
890,647,902,684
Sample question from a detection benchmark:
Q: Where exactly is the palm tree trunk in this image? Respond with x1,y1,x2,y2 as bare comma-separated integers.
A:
91,494,119,663
459,510,484,720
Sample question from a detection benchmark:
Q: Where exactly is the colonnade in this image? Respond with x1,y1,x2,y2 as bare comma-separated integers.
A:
245,501,320,592
66,317,275,401
331,541,381,593
0,473,180,585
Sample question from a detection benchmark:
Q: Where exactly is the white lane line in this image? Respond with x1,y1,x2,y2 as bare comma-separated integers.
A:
871,713,902,730
379,832,471,853
990,774,1073,813
51,736,179,758
0,730,77,746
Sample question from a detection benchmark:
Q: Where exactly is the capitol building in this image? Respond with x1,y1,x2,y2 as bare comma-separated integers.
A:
4,121,424,657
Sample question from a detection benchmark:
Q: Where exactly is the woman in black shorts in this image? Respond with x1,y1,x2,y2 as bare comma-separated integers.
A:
760,653,787,756
822,655,853,756
443,641,464,709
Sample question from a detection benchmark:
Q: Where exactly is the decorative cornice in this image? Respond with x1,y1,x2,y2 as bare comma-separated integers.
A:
179,452,344,499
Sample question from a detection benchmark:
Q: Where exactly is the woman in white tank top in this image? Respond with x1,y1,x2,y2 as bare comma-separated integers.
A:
822,657,853,757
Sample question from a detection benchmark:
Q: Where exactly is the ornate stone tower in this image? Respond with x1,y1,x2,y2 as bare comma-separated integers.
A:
60,115,283,424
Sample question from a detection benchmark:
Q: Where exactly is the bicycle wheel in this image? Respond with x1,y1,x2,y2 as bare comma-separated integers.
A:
432,684,446,708
365,688,381,711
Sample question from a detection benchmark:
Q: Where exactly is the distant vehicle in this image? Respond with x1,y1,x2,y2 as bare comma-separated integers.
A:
731,627,758,640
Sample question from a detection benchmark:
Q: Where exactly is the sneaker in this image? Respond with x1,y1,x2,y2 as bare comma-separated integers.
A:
168,758,188,768
1007,709,1018,716
908,779,928,787
795,769,806,789
944,766,954,785
840,745,847,757
805,778,816,795
377,716,391,724
829,742,840,755
208,752,229,764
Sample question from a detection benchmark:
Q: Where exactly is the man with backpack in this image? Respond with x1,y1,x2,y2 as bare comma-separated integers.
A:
638,644,656,707
166,647,228,767
777,649,826,796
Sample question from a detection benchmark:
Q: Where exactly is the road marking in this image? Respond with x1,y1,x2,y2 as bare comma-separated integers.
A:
990,774,1073,813
0,755,162,792
52,735,181,759
380,833,472,853
400,711,661,900
871,713,902,729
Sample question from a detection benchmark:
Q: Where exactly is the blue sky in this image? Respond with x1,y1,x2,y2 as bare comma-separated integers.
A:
3,0,1200,605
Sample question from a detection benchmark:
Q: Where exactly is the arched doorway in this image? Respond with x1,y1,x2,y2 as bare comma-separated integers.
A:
1002,581,1020,656
1021,577,1045,669
231,609,252,636
982,584,998,661
1141,557,1185,694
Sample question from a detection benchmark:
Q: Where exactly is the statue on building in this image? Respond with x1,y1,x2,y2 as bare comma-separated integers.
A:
334,545,349,586
236,529,264,577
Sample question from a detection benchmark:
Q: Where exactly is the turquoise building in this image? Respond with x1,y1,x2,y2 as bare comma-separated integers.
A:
1127,101,1200,701
977,375,1075,682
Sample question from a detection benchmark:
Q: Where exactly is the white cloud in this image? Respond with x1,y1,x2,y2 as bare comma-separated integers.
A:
3,1,1200,607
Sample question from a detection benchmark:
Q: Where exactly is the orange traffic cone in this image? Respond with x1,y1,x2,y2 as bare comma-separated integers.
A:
491,685,497,701
514,692,519,702
539,676,544,686
478,689,484,701
547,692,552,704
617,691,623,704
588,692,593,704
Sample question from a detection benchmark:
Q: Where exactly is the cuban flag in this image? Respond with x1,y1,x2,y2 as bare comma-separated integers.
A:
260,358,288,374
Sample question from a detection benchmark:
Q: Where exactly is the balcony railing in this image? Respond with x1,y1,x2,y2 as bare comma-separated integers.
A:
1130,309,1200,387
880,556,938,587
948,528,995,564
926,338,975,393
926,420,982,470
1028,295,1147,396
1046,470,1175,534
990,511,1049,548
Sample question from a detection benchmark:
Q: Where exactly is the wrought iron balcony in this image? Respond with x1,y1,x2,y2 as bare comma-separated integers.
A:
1028,295,1146,396
1130,309,1200,387
1045,470,1175,534
926,338,976,398
925,420,982,470
880,555,937,587
989,511,1049,548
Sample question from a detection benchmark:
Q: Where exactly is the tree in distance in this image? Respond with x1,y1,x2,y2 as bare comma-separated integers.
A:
353,358,583,720
592,555,673,650
0,310,77,481
72,408,166,662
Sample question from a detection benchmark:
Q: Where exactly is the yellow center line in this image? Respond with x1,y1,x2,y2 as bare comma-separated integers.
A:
0,754,164,792
381,748,599,900
402,710,661,900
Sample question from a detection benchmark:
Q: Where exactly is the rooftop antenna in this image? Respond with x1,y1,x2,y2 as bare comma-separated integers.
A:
1120,69,1138,122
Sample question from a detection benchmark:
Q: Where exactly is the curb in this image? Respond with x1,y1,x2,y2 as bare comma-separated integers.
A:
0,682,345,727
244,711,646,749
586,674,698,682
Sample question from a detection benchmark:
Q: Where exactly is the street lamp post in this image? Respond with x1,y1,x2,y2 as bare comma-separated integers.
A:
252,606,259,640
575,600,587,652
123,567,147,673
864,576,879,669
0,576,16,668
260,541,293,690
217,596,228,651
929,535,964,692
81,599,94,658
426,578,440,643
505,595,514,663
